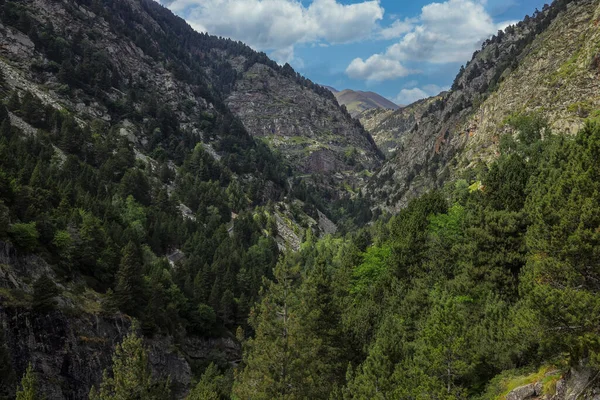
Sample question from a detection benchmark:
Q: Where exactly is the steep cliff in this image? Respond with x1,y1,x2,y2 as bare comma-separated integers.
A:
0,240,240,399
358,96,440,157
366,0,599,211
227,63,382,185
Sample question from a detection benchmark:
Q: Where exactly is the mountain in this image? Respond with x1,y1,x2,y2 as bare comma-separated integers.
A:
232,2,600,399
226,67,383,194
366,0,600,211
331,89,400,117
357,95,442,157
0,0,379,397
3,0,600,398
321,85,339,93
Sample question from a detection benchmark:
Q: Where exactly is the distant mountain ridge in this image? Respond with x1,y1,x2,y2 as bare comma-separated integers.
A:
326,88,399,117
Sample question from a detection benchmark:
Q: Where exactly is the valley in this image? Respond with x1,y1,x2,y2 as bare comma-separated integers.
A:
0,0,600,399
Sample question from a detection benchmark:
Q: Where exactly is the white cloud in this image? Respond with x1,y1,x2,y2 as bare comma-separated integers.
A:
347,0,511,81
394,84,448,105
379,18,415,39
346,54,414,82
387,0,502,63
162,0,384,64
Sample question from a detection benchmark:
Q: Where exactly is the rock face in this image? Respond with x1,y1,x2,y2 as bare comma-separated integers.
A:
504,367,600,400
358,96,440,158
366,0,600,211
1,309,183,399
227,63,383,188
0,239,240,399
0,307,240,399
506,382,543,400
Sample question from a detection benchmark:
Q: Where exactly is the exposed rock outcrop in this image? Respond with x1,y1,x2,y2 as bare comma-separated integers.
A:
227,63,383,193
0,240,240,399
504,367,600,400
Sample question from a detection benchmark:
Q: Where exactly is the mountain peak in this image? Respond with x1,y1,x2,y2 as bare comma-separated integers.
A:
328,88,399,117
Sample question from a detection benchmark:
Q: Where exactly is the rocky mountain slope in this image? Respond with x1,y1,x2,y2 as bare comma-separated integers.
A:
0,0,381,397
358,96,440,157
331,89,399,117
226,65,382,192
2,0,382,198
366,0,600,211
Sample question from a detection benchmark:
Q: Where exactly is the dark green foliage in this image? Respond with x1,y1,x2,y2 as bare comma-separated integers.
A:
0,79,287,339
119,169,151,206
522,121,600,364
8,222,39,252
186,363,231,400
112,242,145,317
15,363,39,400
235,118,600,398
89,324,171,400
32,274,60,312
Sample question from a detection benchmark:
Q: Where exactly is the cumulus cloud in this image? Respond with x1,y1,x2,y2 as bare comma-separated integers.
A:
347,0,512,81
346,54,414,82
387,0,505,63
394,84,448,105
161,0,384,64
379,18,415,40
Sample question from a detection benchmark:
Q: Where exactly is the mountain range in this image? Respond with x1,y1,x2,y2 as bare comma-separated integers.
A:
1,0,600,398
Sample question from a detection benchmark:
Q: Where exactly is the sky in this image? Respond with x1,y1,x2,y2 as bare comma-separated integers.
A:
158,0,549,105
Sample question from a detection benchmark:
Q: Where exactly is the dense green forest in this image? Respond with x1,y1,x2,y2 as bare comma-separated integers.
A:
227,114,600,399
1,0,599,397
9,109,598,399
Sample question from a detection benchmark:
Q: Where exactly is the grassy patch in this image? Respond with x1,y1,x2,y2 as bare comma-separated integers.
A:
548,50,581,86
477,365,562,400
0,287,32,307
566,101,594,118
63,288,103,314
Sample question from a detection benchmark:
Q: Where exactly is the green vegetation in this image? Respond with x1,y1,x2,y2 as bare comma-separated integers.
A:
476,365,562,400
233,117,600,398
15,363,40,400
89,324,170,400
1,0,599,398
32,274,60,312
0,326,16,400
186,363,231,400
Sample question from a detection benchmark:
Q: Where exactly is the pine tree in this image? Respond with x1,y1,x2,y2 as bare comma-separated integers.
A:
59,115,82,155
186,363,224,400
89,324,170,400
233,254,313,399
219,289,235,326
7,91,20,112
112,242,145,317
20,92,44,127
0,105,8,124
0,119,11,140
32,274,60,313
15,363,39,400
294,257,345,398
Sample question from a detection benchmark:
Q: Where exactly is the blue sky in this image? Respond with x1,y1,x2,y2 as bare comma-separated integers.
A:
159,0,548,105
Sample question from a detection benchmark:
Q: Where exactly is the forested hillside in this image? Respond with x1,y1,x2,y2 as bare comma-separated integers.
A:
233,114,600,399
0,0,375,397
1,0,600,398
